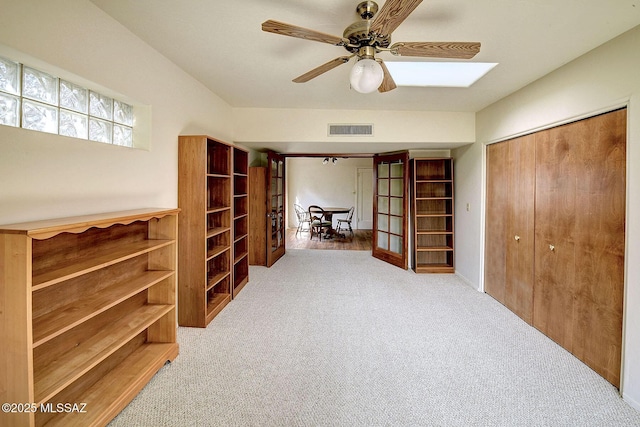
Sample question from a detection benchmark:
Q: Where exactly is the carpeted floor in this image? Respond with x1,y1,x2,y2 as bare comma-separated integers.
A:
109,249,640,426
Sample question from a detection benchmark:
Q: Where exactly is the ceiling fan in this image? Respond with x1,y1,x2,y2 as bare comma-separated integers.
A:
262,0,481,93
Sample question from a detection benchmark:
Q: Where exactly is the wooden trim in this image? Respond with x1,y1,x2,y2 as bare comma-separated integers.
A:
0,208,180,240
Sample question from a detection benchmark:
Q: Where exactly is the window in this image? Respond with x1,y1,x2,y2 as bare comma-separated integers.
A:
0,56,134,147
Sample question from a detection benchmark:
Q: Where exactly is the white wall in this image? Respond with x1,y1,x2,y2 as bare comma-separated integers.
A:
287,157,373,229
233,108,475,148
454,24,640,407
0,0,234,224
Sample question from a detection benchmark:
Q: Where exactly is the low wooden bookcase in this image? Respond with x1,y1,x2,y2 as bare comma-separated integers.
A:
0,208,179,427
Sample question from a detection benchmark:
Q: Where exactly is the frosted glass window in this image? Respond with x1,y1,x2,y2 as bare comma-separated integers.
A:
22,100,58,134
23,67,58,105
390,178,403,196
0,57,137,147
0,57,20,95
60,80,88,113
89,91,113,120
113,100,133,125
60,110,88,139
0,93,20,127
89,117,112,143
378,163,389,178
378,197,389,214
390,197,403,216
390,216,402,234
378,179,389,196
390,162,403,177
377,231,389,250
377,214,389,232
113,124,132,147
389,235,402,254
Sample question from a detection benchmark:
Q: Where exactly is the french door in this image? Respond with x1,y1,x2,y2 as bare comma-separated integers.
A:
267,151,286,266
372,151,409,269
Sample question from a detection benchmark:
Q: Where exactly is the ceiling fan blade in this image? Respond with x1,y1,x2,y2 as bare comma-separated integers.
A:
292,56,352,83
378,61,397,93
262,20,346,46
391,41,481,59
370,0,423,36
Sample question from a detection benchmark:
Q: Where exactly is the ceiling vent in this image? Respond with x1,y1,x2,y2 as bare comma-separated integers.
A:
328,123,374,137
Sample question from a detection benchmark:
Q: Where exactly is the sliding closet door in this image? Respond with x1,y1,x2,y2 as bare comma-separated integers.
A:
534,108,626,386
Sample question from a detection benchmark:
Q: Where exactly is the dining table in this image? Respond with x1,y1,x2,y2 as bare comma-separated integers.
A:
321,207,350,239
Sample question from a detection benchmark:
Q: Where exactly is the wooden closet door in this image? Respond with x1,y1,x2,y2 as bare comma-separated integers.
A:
505,134,536,324
485,135,535,323
485,141,509,305
534,128,578,350
572,109,626,386
534,109,626,387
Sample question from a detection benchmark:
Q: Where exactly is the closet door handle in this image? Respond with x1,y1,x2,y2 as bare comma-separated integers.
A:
514,235,520,241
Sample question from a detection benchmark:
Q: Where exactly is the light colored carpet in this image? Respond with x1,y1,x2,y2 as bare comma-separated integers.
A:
110,249,640,426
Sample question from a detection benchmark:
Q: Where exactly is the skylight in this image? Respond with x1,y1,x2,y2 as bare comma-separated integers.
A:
384,62,498,87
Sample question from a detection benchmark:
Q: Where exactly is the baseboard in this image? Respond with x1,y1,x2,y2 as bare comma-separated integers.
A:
623,392,640,412
455,270,480,291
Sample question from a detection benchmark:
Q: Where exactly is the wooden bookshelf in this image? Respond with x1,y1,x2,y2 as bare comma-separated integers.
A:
0,208,179,427
178,136,248,326
411,158,455,273
232,146,249,297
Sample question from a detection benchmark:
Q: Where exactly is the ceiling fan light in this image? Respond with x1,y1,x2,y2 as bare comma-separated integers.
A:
350,58,384,94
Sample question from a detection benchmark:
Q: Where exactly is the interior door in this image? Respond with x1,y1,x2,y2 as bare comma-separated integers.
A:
485,140,509,305
372,151,409,269
485,134,536,323
505,133,536,324
267,151,285,267
534,108,626,387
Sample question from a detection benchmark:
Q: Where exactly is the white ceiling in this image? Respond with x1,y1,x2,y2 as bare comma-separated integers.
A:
89,0,640,114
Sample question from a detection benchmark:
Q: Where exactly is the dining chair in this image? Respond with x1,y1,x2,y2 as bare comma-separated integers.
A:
308,205,332,241
336,206,355,237
294,203,311,236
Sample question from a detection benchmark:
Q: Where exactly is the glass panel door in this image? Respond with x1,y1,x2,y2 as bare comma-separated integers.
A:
372,151,409,269
267,151,285,266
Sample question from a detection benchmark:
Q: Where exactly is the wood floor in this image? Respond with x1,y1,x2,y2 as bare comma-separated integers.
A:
286,228,372,251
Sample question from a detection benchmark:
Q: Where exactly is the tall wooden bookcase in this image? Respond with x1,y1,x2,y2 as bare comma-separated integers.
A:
411,158,455,273
0,208,179,427
232,146,250,297
178,135,248,327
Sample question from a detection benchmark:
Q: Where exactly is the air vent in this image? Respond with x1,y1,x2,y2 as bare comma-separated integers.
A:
328,123,374,136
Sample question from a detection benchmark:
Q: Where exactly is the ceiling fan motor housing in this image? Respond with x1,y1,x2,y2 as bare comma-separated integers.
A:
343,1,391,54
